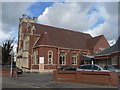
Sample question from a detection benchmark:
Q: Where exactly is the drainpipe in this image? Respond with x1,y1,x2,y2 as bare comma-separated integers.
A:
58,47,59,69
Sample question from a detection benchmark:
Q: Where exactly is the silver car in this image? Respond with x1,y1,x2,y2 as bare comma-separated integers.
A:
76,64,109,72
104,65,120,76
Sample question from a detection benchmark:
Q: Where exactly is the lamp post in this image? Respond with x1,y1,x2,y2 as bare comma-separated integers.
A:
10,50,14,77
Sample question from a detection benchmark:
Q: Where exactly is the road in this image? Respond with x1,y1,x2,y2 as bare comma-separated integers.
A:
1,72,119,89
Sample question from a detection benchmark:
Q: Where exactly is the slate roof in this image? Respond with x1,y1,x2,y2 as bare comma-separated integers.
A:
95,36,120,56
35,32,54,46
22,22,108,50
81,55,94,61
87,35,104,50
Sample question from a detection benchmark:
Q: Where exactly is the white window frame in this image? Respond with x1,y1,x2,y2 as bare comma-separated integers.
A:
59,52,66,65
19,25,22,36
111,56,117,65
23,36,29,51
24,41,29,50
72,54,77,65
48,50,53,65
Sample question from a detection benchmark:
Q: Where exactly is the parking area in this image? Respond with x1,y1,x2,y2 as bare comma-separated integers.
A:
2,72,119,89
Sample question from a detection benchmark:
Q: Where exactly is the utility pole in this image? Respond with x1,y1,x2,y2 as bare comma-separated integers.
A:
10,50,14,77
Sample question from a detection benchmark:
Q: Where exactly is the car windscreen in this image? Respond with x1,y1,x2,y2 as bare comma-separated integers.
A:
104,65,118,70
81,65,92,70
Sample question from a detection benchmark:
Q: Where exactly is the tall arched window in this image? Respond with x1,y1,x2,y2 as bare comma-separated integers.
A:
72,54,77,65
59,52,66,65
33,51,38,65
48,51,53,65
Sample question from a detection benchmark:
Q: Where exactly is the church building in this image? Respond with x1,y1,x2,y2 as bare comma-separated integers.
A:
16,14,110,72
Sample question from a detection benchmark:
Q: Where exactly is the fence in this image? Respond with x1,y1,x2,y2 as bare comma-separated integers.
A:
53,70,118,86
0,68,17,77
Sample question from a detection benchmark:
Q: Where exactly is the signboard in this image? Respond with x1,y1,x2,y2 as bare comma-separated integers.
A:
39,57,44,64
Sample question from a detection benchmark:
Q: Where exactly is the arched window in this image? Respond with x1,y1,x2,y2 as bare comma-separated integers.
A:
59,52,66,65
23,36,29,51
33,51,38,65
72,54,77,65
48,51,53,64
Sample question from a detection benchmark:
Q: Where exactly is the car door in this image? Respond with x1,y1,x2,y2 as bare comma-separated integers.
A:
81,65,92,71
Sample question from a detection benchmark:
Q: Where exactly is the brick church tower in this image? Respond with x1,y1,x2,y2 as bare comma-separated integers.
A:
16,14,37,70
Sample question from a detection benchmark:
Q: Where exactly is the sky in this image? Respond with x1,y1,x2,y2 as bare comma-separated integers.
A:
0,0,119,53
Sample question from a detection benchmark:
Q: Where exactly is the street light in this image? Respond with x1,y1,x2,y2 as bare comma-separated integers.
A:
10,50,14,77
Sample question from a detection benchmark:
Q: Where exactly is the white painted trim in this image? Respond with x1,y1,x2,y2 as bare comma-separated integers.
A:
44,64,57,66
72,54,77,65
59,52,66,65
48,50,53,65
31,63,57,66
35,34,40,36
95,51,120,57
94,54,110,57
33,35,40,48
31,64,39,65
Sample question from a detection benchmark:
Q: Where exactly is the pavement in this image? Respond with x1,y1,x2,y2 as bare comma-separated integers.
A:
1,72,119,89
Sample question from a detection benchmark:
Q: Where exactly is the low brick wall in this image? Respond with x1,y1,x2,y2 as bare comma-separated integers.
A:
44,65,57,69
0,68,17,77
53,70,118,86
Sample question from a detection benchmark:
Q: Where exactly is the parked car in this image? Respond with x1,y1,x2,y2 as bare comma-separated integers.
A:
104,65,119,71
2,65,23,74
104,65,120,76
63,66,77,71
58,66,77,71
76,64,109,72
58,66,69,70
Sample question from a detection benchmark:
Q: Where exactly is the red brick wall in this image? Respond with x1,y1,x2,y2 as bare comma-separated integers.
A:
53,70,118,86
94,36,110,53
59,49,80,68
95,52,120,68
38,46,58,65
0,68,17,77
32,46,82,70
35,46,58,69
111,52,120,67
44,65,57,69
32,65,39,69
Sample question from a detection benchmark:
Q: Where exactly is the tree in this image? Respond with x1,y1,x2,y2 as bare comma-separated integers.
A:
2,38,14,65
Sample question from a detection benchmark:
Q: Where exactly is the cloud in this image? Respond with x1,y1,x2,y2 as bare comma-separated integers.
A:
0,2,35,44
86,2,118,45
84,22,118,45
0,2,38,54
38,2,96,31
38,2,118,45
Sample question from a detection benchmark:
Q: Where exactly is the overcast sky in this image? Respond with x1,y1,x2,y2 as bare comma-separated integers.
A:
0,0,119,52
